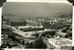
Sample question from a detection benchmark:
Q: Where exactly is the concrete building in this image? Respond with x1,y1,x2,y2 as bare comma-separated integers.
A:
44,38,72,49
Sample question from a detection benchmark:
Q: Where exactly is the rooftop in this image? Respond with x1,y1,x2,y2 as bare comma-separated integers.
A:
47,38,72,48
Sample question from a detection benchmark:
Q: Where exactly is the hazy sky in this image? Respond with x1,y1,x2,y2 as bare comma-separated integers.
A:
2,2,72,19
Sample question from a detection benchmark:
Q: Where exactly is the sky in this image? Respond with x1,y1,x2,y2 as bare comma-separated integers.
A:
2,2,72,19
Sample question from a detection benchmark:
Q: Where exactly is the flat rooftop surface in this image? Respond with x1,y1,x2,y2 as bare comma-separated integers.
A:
47,38,72,48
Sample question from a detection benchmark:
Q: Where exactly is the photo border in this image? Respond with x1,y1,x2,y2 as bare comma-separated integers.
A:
0,0,73,50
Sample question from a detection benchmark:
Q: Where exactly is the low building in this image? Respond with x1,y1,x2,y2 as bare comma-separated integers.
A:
7,20,27,26
43,21,58,29
44,38,72,49
43,20,71,30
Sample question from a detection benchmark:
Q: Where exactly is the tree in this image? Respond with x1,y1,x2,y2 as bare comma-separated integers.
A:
61,29,67,33
33,33,39,37
47,31,56,37
25,43,33,48
41,32,46,37
8,35,17,42
26,38,47,49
